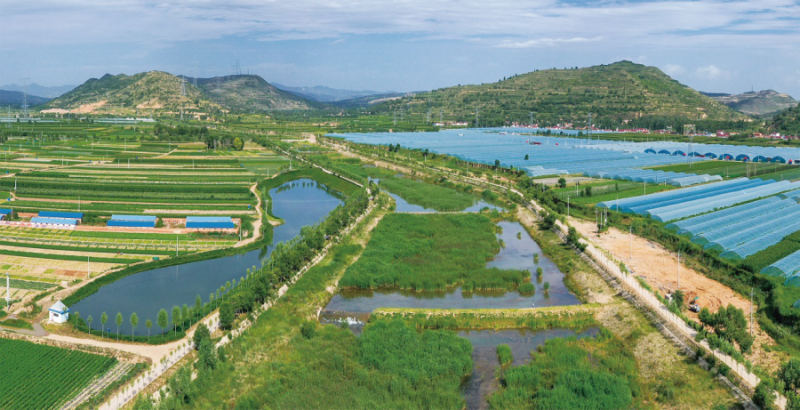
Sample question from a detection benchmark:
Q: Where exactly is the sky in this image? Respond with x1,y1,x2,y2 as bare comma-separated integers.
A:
1,0,799,97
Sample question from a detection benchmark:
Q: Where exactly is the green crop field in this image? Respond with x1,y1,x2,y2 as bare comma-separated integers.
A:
0,338,117,410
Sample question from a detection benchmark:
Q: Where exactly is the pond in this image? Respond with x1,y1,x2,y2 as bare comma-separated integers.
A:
320,221,579,323
460,327,599,410
370,177,504,213
71,179,343,336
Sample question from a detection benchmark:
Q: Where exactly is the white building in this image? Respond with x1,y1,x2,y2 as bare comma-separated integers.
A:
48,300,69,324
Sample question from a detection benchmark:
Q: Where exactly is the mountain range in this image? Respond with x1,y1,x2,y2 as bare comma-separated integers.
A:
42,72,316,114
0,90,51,107
0,83,75,99
702,90,797,117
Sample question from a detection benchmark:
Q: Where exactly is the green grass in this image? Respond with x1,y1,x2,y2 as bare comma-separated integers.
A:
0,249,138,264
1,317,34,330
497,344,513,366
379,177,477,211
0,338,117,410
338,213,529,291
488,330,638,409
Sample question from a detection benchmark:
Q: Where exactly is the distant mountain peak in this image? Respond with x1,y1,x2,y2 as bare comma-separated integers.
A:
703,89,797,117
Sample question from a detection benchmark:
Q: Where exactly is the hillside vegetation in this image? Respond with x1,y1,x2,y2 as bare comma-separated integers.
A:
44,71,315,115
376,61,744,126
771,103,800,135
195,75,317,111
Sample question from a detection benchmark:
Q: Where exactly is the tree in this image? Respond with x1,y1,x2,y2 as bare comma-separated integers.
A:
182,304,189,327
584,186,592,197
557,177,567,188
130,313,139,341
101,312,108,338
780,358,800,392
193,323,211,349
301,321,316,339
115,312,123,341
86,315,93,334
219,303,234,330
145,319,153,340
753,382,777,410
672,290,685,312
74,311,80,327
210,293,215,308
232,137,244,151
171,306,181,336
157,309,168,335
195,295,203,316
524,154,529,160
494,159,500,169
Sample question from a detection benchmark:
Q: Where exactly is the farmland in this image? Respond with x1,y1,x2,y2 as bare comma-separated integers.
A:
0,131,289,311
0,338,117,410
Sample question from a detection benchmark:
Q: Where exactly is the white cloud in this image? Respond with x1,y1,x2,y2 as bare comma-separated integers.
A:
695,64,730,80
495,37,602,49
1,0,799,51
662,64,686,76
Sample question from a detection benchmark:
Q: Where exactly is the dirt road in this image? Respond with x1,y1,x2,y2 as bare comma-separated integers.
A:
569,217,788,373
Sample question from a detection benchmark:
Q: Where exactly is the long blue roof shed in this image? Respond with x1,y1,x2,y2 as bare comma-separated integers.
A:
39,211,84,220
186,216,235,229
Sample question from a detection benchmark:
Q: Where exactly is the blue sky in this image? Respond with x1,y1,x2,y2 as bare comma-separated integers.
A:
1,0,799,97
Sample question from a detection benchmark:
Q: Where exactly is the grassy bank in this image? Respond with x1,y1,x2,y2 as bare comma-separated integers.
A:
338,213,529,292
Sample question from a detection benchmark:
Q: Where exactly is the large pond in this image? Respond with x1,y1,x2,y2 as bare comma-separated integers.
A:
72,179,343,336
320,221,579,323
460,327,599,410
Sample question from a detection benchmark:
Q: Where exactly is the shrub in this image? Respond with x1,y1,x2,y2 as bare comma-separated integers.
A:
497,344,513,366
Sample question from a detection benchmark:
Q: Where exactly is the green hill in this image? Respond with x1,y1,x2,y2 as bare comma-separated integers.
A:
376,61,744,127
43,71,315,115
195,75,317,112
770,104,800,135
703,90,797,117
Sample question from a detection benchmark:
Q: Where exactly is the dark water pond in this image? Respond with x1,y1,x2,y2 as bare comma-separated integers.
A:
320,221,579,321
72,179,343,336
459,327,599,410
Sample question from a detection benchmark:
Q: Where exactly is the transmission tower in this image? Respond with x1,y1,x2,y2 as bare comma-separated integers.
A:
587,113,592,140
440,108,443,123
21,78,29,118
529,112,534,127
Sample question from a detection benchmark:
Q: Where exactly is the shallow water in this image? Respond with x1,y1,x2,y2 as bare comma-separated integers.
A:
72,179,343,336
320,221,579,320
459,327,599,409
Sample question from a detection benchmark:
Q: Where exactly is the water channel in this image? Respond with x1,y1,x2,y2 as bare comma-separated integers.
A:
72,179,343,336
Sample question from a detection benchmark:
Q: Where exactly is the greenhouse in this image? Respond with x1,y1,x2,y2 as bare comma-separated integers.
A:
761,250,800,279
669,174,723,187
694,204,800,246
667,197,788,236
625,179,765,215
720,219,800,260
703,208,800,251
648,180,800,222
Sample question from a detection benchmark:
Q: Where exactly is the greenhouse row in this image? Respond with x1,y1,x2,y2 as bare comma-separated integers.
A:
762,250,800,287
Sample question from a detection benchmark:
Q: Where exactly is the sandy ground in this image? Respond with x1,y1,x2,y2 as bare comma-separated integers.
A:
234,183,263,248
569,217,788,373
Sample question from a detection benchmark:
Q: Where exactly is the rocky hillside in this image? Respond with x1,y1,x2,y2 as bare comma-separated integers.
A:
195,75,317,112
702,90,797,117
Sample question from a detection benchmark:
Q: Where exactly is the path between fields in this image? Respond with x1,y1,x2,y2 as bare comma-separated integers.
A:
235,183,263,248
569,217,787,374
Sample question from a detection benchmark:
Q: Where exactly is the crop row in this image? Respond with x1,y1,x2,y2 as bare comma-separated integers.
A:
0,338,117,410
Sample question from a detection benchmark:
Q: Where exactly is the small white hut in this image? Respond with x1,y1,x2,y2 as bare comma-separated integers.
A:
48,300,69,324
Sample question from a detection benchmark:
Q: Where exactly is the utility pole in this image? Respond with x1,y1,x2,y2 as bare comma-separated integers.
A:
629,226,633,260
750,287,754,336
677,252,681,289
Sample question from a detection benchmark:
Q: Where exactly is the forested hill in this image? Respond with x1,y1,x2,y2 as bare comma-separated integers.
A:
770,104,800,135
43,71,316,115
374,61,745,127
